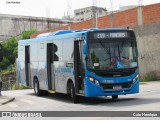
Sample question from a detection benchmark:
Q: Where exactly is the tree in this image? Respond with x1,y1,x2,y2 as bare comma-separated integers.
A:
0,29,37,71
21,29,37,39
0,37,18,70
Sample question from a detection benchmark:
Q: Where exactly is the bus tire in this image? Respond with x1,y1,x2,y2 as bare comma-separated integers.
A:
112,95,118,100
33,78,43,96
70,82,79,104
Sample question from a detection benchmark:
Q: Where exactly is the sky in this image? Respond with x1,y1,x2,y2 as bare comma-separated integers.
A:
0,0,159,18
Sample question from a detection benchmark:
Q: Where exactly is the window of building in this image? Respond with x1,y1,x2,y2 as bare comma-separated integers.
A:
81,11,84,14
81,18,84,21
76,13,80,16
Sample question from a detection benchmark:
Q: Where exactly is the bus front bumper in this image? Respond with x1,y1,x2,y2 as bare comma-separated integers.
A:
84,78,139,97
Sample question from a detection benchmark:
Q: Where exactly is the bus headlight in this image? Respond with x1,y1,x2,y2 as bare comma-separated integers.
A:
88,77,100,86
133,74,139,83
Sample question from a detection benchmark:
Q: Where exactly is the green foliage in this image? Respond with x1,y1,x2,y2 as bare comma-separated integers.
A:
0,29,37,73
11,83,31,90
1,64,16,74
140,72,160,82
21,29,37,39
0,37,18,70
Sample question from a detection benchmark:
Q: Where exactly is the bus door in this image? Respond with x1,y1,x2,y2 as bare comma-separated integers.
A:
25,46,31,86
47,43,55,90
74,40,84,94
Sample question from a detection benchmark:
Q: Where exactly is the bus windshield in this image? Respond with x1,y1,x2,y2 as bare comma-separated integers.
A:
87,40,138,70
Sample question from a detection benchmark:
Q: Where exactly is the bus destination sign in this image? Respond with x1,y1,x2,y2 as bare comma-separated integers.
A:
93,32,129,39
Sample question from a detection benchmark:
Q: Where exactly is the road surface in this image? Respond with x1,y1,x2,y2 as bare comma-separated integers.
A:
0,81,159,119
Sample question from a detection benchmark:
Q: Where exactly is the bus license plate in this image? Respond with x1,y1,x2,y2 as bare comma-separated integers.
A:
113,85,122,90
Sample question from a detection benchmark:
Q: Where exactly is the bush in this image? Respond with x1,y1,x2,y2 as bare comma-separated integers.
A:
0,37,18,70
11,83,32,90
21,29,37,39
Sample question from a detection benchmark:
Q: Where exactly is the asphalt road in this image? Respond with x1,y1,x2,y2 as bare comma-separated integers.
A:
0,81,160,120
0,81,160,112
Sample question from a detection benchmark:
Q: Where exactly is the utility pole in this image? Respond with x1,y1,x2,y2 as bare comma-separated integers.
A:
92,0,97,28
67,0,72,19
67,0,72,30
109,0,114,28
46,8,51,29
138,0,143,6
138,0,143,26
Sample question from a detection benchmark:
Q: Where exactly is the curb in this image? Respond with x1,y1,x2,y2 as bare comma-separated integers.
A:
1,97,15,105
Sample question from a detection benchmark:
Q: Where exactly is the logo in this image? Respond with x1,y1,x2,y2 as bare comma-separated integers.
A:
1,112,42,118
2,112,11,117
103,80,114,83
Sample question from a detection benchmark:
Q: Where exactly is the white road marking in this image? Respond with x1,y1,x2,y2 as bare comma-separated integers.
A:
20,99,34,105
8,103,18,108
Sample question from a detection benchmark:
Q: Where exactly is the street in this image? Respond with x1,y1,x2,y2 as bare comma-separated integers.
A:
0,81,160,112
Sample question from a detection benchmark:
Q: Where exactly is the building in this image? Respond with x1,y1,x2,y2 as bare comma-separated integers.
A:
74,6,107,22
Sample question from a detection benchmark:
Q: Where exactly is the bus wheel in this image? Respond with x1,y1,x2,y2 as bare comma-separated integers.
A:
70,82,79,103
112,95,118,100
33,78,43,96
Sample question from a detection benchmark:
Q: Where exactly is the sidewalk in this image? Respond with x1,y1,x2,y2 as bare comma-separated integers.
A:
0,95,15,105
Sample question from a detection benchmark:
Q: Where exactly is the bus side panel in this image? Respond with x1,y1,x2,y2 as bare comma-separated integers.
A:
18,62,26,85
28,43,35,87
54,40,64,93
37,61,48,90
54,39,75,94
37,42,48,90
63,39,75,94
18,44,27,86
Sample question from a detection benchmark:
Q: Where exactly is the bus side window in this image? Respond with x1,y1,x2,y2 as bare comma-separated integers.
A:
54,54,59,61
53,44,59,61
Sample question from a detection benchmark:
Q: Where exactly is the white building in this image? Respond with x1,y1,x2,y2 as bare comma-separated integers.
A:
74,6,107,22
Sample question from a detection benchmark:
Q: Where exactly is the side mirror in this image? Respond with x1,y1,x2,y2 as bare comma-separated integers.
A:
0,44,3,62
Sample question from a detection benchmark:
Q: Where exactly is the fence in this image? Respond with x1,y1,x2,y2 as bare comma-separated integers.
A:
2,80,16,91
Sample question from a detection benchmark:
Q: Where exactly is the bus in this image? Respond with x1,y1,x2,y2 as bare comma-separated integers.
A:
17,28,139,103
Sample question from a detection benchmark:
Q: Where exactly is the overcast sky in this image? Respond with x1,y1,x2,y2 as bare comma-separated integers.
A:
0,0,159,18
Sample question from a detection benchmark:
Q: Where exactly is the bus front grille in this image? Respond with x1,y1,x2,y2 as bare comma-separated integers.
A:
101,82,132,90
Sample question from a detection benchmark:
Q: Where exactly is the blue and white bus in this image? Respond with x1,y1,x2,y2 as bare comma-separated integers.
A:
18,28,139,103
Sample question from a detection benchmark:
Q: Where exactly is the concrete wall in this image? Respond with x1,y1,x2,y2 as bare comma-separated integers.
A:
0,14,68,41
134,23,160,77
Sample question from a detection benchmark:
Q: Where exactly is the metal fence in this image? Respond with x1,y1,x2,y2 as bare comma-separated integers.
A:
2,80,16,91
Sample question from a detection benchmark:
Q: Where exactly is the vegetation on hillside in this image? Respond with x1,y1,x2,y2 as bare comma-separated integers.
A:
0,29,37,74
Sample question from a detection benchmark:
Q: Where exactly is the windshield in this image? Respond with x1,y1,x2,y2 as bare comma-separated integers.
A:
87,40,138,70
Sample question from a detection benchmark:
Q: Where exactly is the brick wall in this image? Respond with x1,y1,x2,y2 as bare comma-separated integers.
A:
98,15,110,28
70,19,93,30
143,3,160,24
113,8,138,27
31,3,160,38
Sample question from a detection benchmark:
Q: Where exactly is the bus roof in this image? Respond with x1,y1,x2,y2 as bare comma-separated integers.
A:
18,28,131,45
